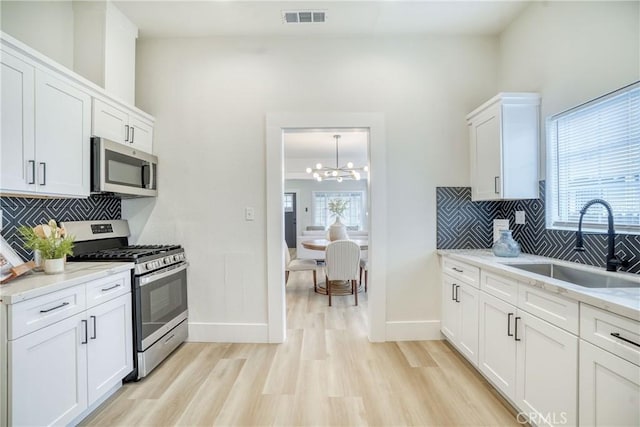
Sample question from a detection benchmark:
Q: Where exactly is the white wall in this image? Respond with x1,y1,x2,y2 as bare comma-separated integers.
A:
124,35,499,341
0,1,75,69
498,1,640,178
285,179,369,233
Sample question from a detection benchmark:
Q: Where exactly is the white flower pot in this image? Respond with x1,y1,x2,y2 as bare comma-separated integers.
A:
44,258,65,274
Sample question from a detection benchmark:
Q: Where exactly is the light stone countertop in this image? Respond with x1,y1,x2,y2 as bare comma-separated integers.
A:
437,249,640,321
0,262,134,305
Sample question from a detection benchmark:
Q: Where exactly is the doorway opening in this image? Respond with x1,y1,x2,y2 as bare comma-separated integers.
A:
266,112,387,343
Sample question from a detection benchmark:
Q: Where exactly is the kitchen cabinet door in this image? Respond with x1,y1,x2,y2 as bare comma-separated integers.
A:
34,70,91,197
1,50,35,194
478,291,517,400
86,293,133,405
470,103,502,201
457,283,479,366
441,274,459,342
515,310,578,427
579,340,640,427
128,114,153,153
93,98,129,143
468,93,540,201
9,312,88,427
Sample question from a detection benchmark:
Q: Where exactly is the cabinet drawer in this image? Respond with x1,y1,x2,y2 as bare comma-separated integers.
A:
580,304,640,366
518,284,579,334
8,284,86,340
85,271,131,309
442,258,479,288
480,271,518,305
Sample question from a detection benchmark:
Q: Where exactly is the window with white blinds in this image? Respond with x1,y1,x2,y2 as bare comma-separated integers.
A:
547,82,640,234
312,191,365,229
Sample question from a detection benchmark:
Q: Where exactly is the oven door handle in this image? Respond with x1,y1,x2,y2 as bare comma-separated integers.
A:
139,263,188,287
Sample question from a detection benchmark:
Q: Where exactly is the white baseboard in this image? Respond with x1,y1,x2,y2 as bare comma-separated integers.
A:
385,320,442,341
188,322,269,343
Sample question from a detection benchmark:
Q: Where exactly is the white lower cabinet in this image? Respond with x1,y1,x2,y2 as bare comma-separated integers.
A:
441,273,479,365
478,291,517,399
9,312,88,426
444,259,581,426
5,272,132,426
579,340,640,427
86,294,133,404
579,304,640,427
515,310,578,427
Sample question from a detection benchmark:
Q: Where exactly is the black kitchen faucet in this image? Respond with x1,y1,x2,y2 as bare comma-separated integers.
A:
575,199,628,272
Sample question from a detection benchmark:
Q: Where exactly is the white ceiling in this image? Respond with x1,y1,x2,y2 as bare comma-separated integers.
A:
284,129,368,179
114,1,531,39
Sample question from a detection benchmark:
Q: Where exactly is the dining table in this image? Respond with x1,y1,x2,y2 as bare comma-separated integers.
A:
300,238,368,295
300,238,368,251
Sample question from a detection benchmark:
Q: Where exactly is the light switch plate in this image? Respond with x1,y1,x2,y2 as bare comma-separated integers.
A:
245,207,255,221
515,211,526,225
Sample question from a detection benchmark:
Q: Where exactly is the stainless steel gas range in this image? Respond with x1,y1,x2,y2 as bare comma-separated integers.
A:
63,220,188,380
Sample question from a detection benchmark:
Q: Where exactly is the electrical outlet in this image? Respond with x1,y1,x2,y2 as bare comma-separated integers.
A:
515,211,526,225
245,207,255,221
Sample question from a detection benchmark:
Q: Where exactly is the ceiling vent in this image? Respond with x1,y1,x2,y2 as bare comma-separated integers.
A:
282,10,327,24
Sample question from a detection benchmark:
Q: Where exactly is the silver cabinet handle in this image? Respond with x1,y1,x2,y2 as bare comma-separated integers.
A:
130,127,135,144
125,125,130,142
494,176,500,194
101,283,121,292
507,313,514,337
27,160,36,184
452,267,463,273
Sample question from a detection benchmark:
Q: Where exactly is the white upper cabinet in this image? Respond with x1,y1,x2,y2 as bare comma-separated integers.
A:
1,44,91,198
34,70,91,197
0,50,35,194
93,98,154,153
467,93,540,201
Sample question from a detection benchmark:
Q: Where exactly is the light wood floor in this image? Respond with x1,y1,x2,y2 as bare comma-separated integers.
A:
82,271,520,426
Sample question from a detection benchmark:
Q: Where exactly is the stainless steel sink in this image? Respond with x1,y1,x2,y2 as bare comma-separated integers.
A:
508,263,640,288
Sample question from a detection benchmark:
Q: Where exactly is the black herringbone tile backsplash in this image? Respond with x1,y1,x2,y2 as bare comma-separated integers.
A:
436,182,640,274
0,195,121,261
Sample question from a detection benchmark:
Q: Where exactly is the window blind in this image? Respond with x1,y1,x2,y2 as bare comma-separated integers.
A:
547,82,640,233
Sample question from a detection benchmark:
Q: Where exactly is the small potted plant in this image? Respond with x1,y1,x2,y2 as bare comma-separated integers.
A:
327,198,349,241
19,220,74,274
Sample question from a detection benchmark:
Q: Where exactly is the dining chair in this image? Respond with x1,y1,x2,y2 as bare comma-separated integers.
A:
359,258,368,292
284,241,319,291
325,240,361,306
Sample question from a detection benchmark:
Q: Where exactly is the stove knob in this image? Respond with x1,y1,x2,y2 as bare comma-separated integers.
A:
164,257,171,265
145,263,152,271
173,255,180,262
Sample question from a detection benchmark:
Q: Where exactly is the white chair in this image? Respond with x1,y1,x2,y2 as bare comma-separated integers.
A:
325,240,361,306
285,242,319,291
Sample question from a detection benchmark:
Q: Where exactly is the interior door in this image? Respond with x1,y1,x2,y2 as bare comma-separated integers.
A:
284,192,297,249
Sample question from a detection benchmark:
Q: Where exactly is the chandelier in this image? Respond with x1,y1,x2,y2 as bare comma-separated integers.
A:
305,135,368,182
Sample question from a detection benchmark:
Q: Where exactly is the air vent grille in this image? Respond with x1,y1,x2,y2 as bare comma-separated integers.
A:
282,10,327,24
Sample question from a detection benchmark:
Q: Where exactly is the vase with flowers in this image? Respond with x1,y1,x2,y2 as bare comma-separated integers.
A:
327,198,349,241
19,220,74,274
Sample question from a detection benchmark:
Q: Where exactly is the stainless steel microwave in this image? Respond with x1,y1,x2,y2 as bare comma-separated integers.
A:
91,137,158,197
